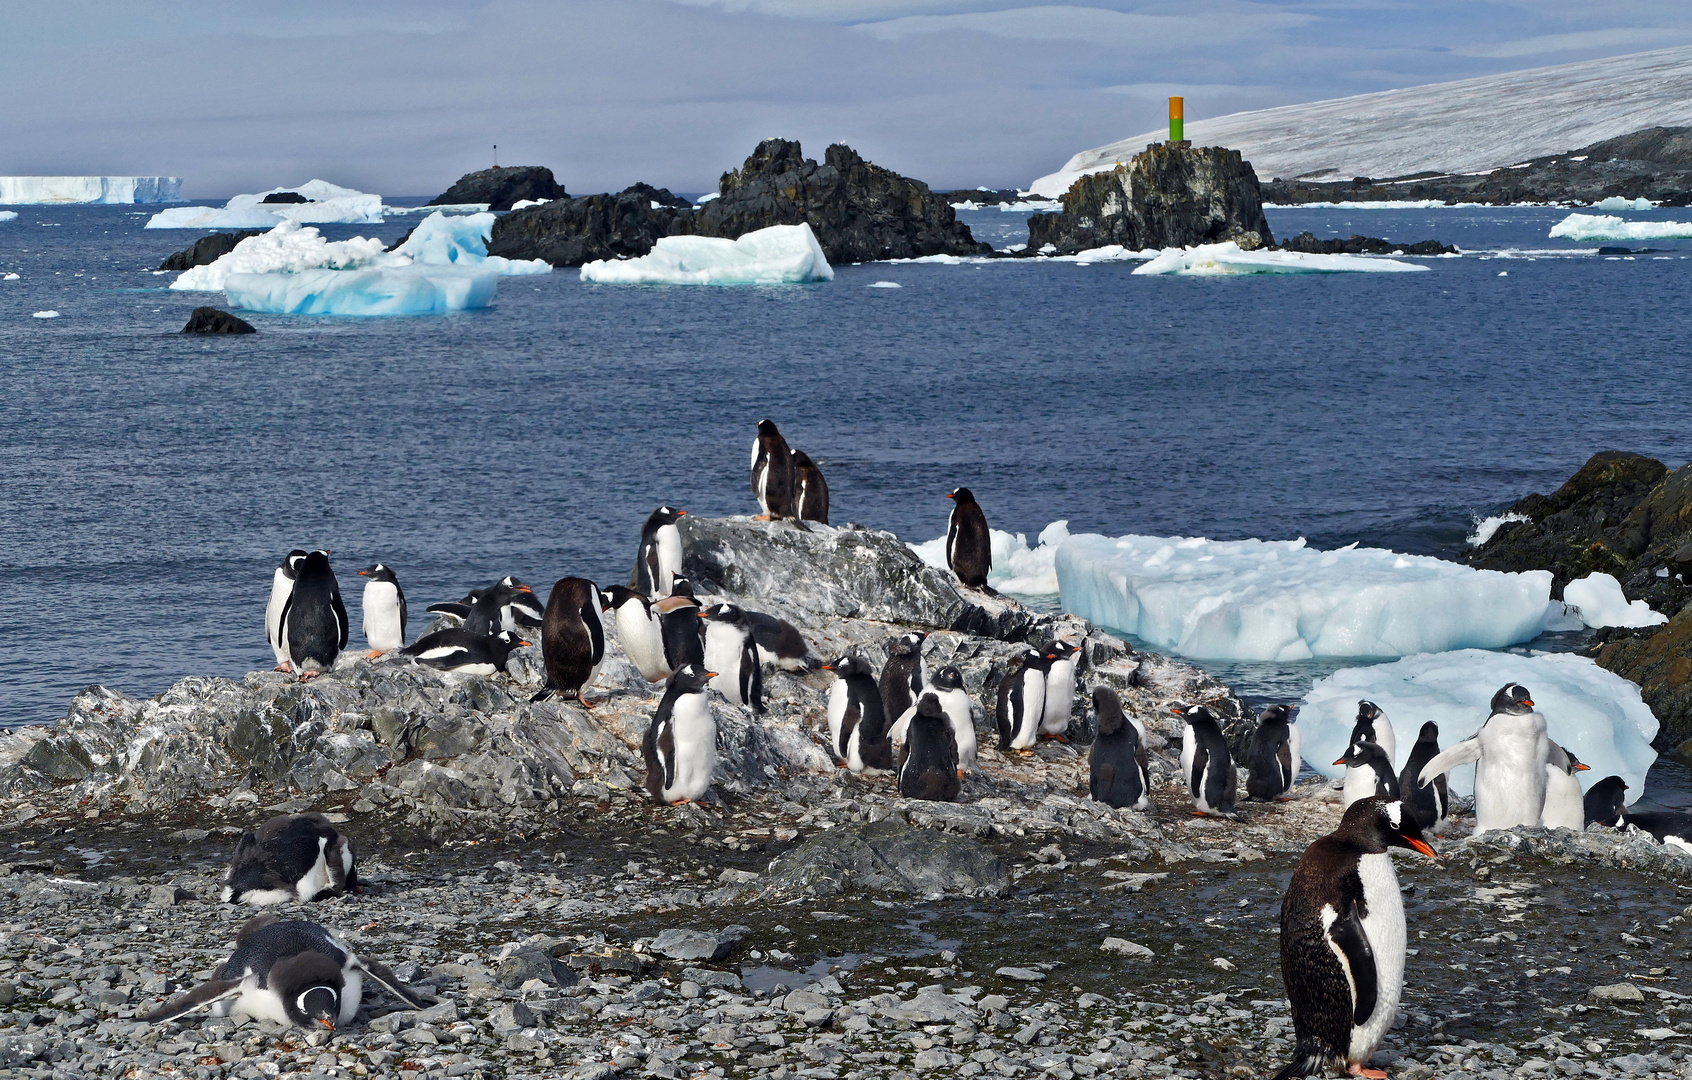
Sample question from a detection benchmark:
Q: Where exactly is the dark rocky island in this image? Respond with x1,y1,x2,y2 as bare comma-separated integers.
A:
429,166,568,212
180,307,255,335
156,231,264,272
1276,232,1456,256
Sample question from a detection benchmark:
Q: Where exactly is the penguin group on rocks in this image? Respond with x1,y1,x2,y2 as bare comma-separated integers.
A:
749,419,828,523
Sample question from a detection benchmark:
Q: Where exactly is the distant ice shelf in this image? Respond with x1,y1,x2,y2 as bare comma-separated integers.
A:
1132,243,1427,276
1548,213,1692,241
0,176,182,205
146,180,383,229
580,224,833,285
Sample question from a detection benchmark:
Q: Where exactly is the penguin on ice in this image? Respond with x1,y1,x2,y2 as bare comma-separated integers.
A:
634,506,687,597
1337,738,1401,809
889,664,977,774
535,577,606,706
824,653,894,773
357,564,406,657
280,550,348,681
897,694,962,802
265,550,308,671
1349,700,1397,766
1583,774,1628,827
791,449,829,524
745,609,819,671
643,663,717,805
1174,703,1238,817
698,603,764,713
222,814,358,906
604,585,669,683
143,916,421,1030
1245,704,1301,801
1274,797,1436,1080
945,487,993,591
1418,683,1550,835
1039,641,1080,741
996,648,1055,752
750,419,796,520
879,631,928,724
1396,722,1450,835
402,628,529,674
1089,687,1150,810
1540,742,1591,831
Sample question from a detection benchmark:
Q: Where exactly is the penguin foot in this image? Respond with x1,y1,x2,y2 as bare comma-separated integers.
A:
669,798,693,806
751,514,773,521
1041,733,1071,743
577,695,598,710
366,650,385,660
1346,1066,1388,1079
298,671,322,682
957,769,967,780
272,664,290,672
1190,810,1208,817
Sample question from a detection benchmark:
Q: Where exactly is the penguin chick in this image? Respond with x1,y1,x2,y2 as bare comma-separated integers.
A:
1173,703,1238,818
222,814,358,906
945,487,993,592
1583,775,1629,827
535,577,606,706
1089,687,1150,810
791,449,829,524
1244,704,1300,802
1396,721,1449,835
750,420,796,520
897,694,961,802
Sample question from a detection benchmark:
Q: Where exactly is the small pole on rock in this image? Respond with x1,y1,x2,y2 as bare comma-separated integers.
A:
493,144,499,168
1168,97,1184,144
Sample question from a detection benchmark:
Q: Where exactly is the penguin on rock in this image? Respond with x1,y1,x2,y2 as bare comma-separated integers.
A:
494,576,544,631
744,609,819,671
750,420,796,520
945,487,993,591
1583,776,1692,844
643,663,717,805
1173,703,1238,818
1540,742,1591,831
143,915,422,1030
1274,797,1437,1080
889,664,977,773
222,814,359,906
791,449,829,524
1349,700,1397,766
698,602,764,712
1397,722,1450,835
1418,683,1550,835
634,506,687,597
656,580,706,673
1245,704,1301,801
879,632,928,724
1089,686,1150,810
897,694,962,802
266,550,308,672
534,577,606,706
402,628,529,674
824,653,894,774
1040,641,1079,741
604,585,669,683
357,564,406,658
1337,738,1401,809
1583,775,1629,827
996,648,1056,752
280,550,348,681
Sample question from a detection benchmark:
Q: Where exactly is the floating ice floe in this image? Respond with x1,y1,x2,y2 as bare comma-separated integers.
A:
3,273,19,280
1590,196,1657,211
1548,213,1692,241
1072,245,1159,264
868,281,902,289
1132,242,1428,276
224,266,496,316
32,310,59,319
1297,649,1658,798
1467,512,1531,546
146,180,384,229
386,212,549,276
1563,572,1668,629
910,521,1069,598
579,224,833,285
0,211,16,223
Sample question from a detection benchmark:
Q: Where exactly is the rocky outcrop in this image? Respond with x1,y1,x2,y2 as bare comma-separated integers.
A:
157,230,264,271
1025,143,1272,255
1595,606,1692,747
484,185,690,267
181,307,256,334
1277,232,1455,256
429,165,567,212
260,191,309,204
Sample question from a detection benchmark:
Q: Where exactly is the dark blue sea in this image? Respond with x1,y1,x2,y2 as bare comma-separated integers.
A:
4,198,1689,806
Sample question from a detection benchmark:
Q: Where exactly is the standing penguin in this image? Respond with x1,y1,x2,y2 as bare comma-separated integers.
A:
357,564,406,658
266,550,309,671
1337,739,1401,809
824,653,893,773
221,814,358,906
1584,775,1629,827
879,632,928,724
945,487,993,591
1541,742,1591,830
1418,683,1550,835
633,506,687,597
1174,703,1238,817
750,419,796,520
1274,797,1436,1080
1350,700,1397,766
656,586,705,673
1040,641,1080,740
889,665,978,773
698,603,764,713
897,695,962,801
535,577,606,707
494,576,544,631
1245,704,1301,801
791,450,829,524
1397,722,1450,835
605,585,669,683
281,550,348,681
1089,687,1150,810
996,648,1055,752
643,663,717,804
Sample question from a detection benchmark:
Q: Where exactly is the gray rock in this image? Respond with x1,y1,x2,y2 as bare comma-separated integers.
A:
679,967,744,990
488,1001,536,1034
995,967,1047,982
758,818,1010,900
649,925,748,962
148,885,189,907
1100,938,1154,959
1587,982,1645,1003
495,948,578,989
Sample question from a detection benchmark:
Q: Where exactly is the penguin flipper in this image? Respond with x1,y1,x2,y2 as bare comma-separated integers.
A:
1327,905,1379,1025
353,955,426,1009
332,589,350,651
144,977,247,1023
530,680,557,703
1418,738,1480,787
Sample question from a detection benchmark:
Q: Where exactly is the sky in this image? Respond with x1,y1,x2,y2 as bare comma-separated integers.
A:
3,1,1691,198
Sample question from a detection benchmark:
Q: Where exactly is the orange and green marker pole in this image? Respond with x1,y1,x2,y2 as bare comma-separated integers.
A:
1169,96,1184,142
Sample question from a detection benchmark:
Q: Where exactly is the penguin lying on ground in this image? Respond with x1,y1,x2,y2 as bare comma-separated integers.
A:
604,585,669,683
357,564,406,658
266,550,308,672
402,629,528,675
1397,722,1450,835
1244,704,1300,801
281,550,348,681
1174,703,1238,818
1040,641,1079,741
222,814,358,906
1419,683,1549,835
945,487,993,591
824,653,894,773
751,420,796,521
1274,797,1437,1080
144,915,422,1029
1089,687,1150,810
997,648,1055,752
889,665,977,773
879,631,928,723
643,663,717,804
699,603,764,712
1583,776,1692,845
745,609,818,671
791,449,829,524
1338,739,1400,808
426,577,541,635
535,577,606,706
634,506,686,597
897,695,962,801
1541,742,1591,830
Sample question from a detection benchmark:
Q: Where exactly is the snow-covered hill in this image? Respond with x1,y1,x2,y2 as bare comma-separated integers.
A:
1030,46,1692,197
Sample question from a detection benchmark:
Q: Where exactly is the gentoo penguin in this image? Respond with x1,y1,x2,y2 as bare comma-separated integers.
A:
745,609,818,671
945,487,993,591
698,603,764,713
1337,739,1401,809
428,577,539,636
750,419,796,520
1616,810,1692,847
791,449,829,524
280,550,348,681
997,648,1055,752
897,695,962,801
1245,704,1301,802
266,550,309,671
1089,686,1150,810
402,628,529,674
879,631,928,724
656,583,706,673
1397,722,1450,835
535,577,606,706
1274,797,1436,1080
1582,774,1692,841
604,585,669,683
642,663,717,804
1418,683,1550,835
823,653,894,773
143,916,421,1029
496,575,545,631
1040,641,1080,740
1350,700,1397,767
357,564,406,657
1174,703,1238,818
889,665,978,773
222,814,358,906
1540,742,1591,831
1583,775,1629,827
633,506,687,597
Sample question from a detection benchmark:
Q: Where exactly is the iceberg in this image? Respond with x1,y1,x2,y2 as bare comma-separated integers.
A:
0,211,15,222
388,212,549,275
1548,213,1692,241
1297,650,1658,798
32,310,60,319
910,521,1069,598
146,180,383,229
1591,196,1657,211
580,224,833,285
1055,532,1551,662
0,176,181,204
1562,572,1668,629
1132,243,1428,276
224,266,496,316
171,221,388,292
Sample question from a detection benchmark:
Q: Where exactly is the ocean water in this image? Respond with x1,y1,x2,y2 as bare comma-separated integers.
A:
3,201,1690,747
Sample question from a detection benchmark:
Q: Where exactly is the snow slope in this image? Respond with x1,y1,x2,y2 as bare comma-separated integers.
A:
0,176,182,204
1031,46,1692,196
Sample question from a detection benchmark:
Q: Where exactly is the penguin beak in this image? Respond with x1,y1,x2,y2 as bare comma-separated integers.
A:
518,640,532,647
1522,698,1534,708
1332,756,1348,766
357,570,369,577
946,492,955,499
706,671,719,679
697,611,710,619
1168,707,1182,716
1575,762,1590,771
1402,835,1437,859
519,585,533,593
677,509,688,515
319,1018,335,1030
821,665,833,671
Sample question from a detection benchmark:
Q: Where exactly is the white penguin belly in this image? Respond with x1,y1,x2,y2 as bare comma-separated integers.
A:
703,627,746,705
338,966,363,1026
1342,765,1379,809
1284,726,1303,793
1474,718,1549,833
615,606,668,682
655,526,682,596
826,681,849,760
1349,852,1406,1063
229,984,290,1026
662,696,717,802
296,838,333,900
266,570,293,665
1009,672,1045,750
1179,726,1198,804
942,689,978,771
1541,766,1586,830
1041,659,1075,734
362,581,403,653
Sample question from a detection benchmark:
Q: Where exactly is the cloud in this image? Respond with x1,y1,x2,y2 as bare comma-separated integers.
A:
854,4,1313,48
1454,26,1692,59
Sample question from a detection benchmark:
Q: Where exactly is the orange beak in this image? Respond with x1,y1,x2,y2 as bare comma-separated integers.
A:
677,509,688,515
1522,698,1534,708
697,611,710,619
319,1018,335,1030
946,492,955,499
519,585,533,593
1332,756,1348,766
1169,707,1182,716
357,570,369,577
518,640,532,647
706,671,719,679
821,665,833,671
1403,836,1437,859
1575,762,1591,771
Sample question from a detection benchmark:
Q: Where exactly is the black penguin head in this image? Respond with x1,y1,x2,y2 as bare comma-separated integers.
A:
270,952,345,1030
888,632,926,657
1491,683,1535,715
791,449,817,470
757,419,782,438
491,631,530,661
1415,720,1440,744
1047,640,1079,660
915,694,946,720
1334,739,1390,771
1355,700,1384,725
1170,702,1217,727
947,487,976,504
280,549,310,576
931,665,964,691
1584,775,1629,827
1342,797,1437,859
669,662,715,693
822,653,869,678
667,576,696,599
1258,704,1289,726
1092,686,1126,736
649,505,687,527
299,550,334,579
358,563,398,584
